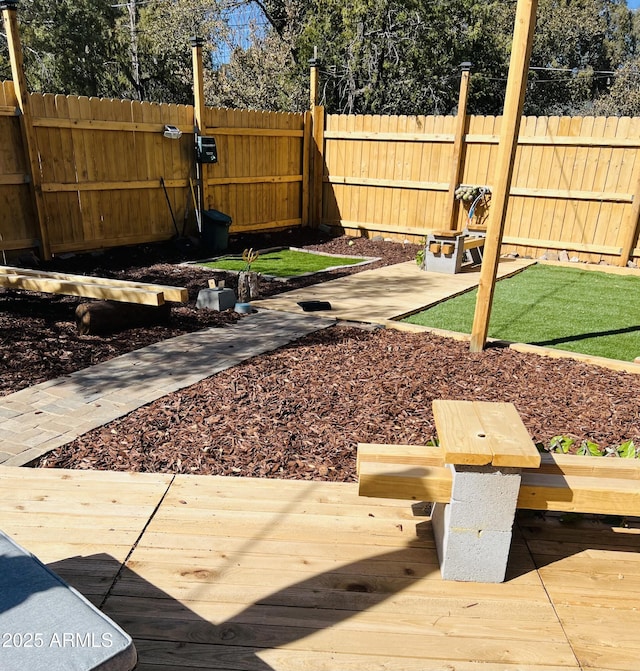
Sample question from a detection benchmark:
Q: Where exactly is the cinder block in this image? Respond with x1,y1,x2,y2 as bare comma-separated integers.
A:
438,526,514,583
448,465,522,531
196,287,236,311
431,464,522,583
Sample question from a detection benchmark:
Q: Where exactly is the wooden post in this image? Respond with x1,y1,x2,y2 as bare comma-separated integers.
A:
2,0,51,259
191,36,208,215
469,0,538,353
301,109,312,227
618,172,640,267
445,63,472,232
308,54,324,227
309,48,319,108
311,105,325,227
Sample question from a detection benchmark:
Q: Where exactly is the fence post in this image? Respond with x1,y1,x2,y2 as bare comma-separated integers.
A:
191,36,208,215
310,48,319,108
2,0,51,259
308,55,324,228
619,175,640,267
445,63,472,231
470,0,538,353
301,110,312,227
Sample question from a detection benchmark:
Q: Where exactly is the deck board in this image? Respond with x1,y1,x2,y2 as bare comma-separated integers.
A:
1,468,639,670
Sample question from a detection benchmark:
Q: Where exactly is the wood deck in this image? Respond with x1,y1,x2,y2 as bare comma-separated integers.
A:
1,467,639,671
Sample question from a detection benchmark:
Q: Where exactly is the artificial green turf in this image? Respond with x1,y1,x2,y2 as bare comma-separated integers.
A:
403,264,640,361
199,248,365,278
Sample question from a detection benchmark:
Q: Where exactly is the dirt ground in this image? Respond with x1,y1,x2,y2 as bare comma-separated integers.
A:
1,230,638,479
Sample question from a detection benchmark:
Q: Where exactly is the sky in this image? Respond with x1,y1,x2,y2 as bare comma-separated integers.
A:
628,0,640,8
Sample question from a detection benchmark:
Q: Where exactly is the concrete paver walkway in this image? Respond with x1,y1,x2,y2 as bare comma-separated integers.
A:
0,310,334,467
1,257,534,468
252,258,535,322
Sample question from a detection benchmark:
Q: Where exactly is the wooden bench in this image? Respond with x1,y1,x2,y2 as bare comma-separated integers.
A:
357,400,640,582
423,230,484,273
0,265,188,306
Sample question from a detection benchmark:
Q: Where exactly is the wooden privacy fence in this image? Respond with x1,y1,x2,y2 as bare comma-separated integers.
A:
322,113,640,265
3,75,640,265
0,80,308,257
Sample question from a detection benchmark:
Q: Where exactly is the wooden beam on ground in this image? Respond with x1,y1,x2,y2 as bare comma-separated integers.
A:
0,275,165,306
469,0,538,352
0,266,188,302
0,266,188,305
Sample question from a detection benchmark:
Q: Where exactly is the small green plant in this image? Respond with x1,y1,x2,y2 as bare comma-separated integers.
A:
546,435,639,458
549,435,575,453
577,439,603,457
615,440,637,458
242,248,259,270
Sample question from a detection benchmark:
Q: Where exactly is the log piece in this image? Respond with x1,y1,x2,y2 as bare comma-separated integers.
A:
237,271,260,302
75,300,171,335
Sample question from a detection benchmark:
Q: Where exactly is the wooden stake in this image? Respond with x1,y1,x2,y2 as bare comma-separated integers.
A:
445,63,472,231
2,0,51,259
469,0,538,352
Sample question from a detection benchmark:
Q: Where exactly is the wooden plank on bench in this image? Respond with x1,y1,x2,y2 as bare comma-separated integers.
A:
356,443,445,472
357,444,640,517
357,460,452,502
433,400,541,468
463,237,485,250
428,230,464,238
536,452,640,479
519,473,640,516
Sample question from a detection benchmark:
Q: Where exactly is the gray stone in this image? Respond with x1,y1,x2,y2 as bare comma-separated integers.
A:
196,287,236,311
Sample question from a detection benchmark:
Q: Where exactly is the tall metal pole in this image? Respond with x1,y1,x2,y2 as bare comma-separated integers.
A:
469,0,538,352
445,62,472,231
2,0,51,259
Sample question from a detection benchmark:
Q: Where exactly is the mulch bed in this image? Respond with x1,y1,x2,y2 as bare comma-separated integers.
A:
0,230,416,396
2,230,638,480
35,326,640,480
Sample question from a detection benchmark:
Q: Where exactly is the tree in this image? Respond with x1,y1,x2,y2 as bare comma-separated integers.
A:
595,56,640,115
135,0,229,103
524,0,637,115
0,0,124,96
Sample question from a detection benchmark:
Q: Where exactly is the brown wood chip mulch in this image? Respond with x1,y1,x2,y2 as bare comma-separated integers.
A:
38,326,640,481
2,231,638,480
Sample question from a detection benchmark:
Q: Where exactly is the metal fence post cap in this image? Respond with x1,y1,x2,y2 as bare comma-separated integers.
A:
190,36,204,48
460,62,473,72
0,0,19,10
